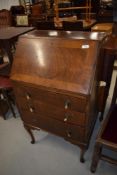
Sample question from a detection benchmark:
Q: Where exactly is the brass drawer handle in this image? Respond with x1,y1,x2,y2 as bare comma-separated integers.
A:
64,100,71,109
64,114,70,122
26,93,31,100
29,107,34,113
67,131,72,138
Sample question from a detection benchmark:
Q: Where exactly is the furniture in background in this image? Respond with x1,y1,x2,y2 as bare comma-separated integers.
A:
31,2,43,16
112,23,117,70
16,15,29,26
91,23,113,34
62,21,83,31
97,0,113,23
10,30,106,162
57,1,73,18
54,0,98,31
97,10,113,23
0,55,11,76
54,0,92,25
0,62,16,119
0,27,34,70
0,48,4,64
10,5,25,15
90,76,117,173
112,22,117,35
0,9,11,28
54,17,96,31
10,5,25,26
98,35,117,121
35,21,56,30
29,2,47,26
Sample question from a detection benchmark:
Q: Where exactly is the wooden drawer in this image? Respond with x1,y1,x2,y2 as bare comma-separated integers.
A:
21,110,85,142
16,97,86,126
14,83,87,113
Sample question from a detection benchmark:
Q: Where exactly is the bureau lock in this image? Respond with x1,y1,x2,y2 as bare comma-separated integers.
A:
64,100,71,109
26,93,31,100
67,131,72,138
64,114,70,122
29,107,34,113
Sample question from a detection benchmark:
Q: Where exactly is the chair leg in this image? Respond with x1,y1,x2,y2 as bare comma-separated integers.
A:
0,103,7,120
2,89,16,118
80,147,86,163
99,110,104,122
0,91,7,120
90,142,102,173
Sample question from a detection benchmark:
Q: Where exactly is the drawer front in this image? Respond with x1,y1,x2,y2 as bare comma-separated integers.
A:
14,83,87,112
16,97,86,126
20,110,85,142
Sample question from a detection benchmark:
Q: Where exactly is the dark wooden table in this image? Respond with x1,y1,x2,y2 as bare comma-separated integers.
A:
0,27,35,67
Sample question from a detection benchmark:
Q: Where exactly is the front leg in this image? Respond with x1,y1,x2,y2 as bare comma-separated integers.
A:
80,147,86,163
24,124,36,144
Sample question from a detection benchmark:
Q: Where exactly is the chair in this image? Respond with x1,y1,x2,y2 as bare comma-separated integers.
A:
0,62,16,119
0,9,11,28
29,2,47,26
36,21,56,30
10,5,25,26
10,5,25,16
62,21,83,31
90,76,117,173
31,3,43,17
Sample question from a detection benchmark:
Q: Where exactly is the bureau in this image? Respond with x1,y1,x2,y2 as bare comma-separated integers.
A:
10,30,106,162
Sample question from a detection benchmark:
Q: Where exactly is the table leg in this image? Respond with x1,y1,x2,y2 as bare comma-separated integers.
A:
3,41,13,66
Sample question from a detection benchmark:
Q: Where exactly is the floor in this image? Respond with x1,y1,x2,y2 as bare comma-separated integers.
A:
0,71,117,175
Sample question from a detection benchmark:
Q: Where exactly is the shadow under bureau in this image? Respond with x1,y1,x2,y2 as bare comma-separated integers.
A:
10,30,106,162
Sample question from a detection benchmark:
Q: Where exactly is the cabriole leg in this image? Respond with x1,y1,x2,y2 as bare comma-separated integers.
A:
24,124,35,144
80,147,86,163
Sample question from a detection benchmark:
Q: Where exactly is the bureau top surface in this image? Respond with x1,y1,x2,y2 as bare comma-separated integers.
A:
11,30,104,96
23,30,107,41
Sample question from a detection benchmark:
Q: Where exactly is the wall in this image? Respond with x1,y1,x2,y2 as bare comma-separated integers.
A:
0,0,19,10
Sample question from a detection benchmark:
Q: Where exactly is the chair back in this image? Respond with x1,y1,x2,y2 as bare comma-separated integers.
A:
31,3,43,16
111,76,117,107
36,21,56,30
10,5,25,16
0,9,11,28
62,21,83,31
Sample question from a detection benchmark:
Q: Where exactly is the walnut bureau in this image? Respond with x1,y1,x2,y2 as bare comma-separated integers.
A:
10,30,106,162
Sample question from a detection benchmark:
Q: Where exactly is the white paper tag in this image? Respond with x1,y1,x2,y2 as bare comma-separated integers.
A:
99,81,106,86
82,45,89,49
